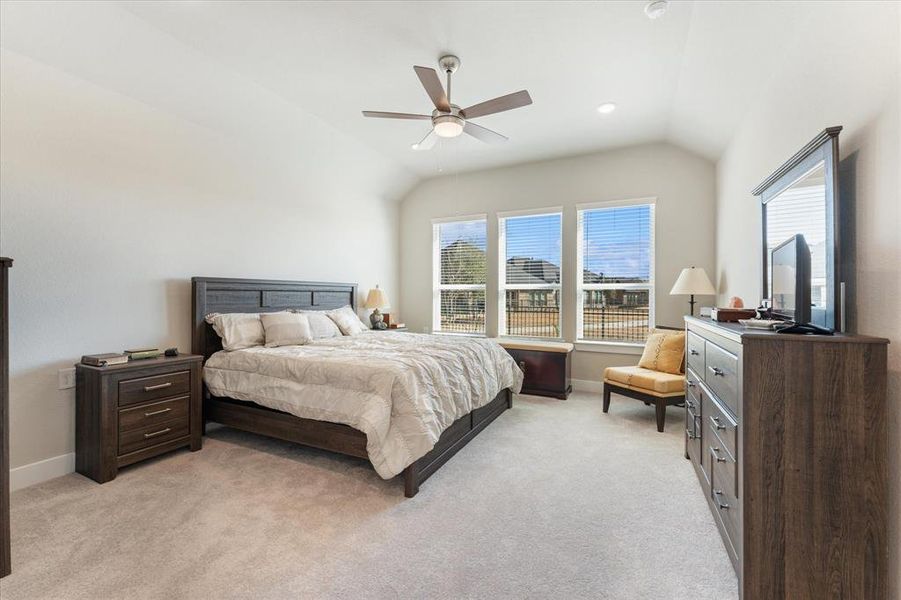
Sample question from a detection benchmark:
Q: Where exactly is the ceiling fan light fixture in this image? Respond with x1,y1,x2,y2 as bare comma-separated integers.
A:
433,114,464,138
644,0,668,19
597,102,617,114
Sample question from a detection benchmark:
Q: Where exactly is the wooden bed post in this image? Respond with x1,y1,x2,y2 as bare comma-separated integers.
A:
403,465,419,498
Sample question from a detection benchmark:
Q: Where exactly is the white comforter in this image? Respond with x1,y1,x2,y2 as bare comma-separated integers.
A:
203,331,523,478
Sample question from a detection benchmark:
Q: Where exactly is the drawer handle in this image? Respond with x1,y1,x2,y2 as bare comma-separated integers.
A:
689,349,699,356
711,446,728,463
710,416,727,431
143,382,173,392
144,407,172,417
686,399,695,410
144,427,171,439
713,489,730,509
709,366,724,377
686,428,698,440
687,380,696,388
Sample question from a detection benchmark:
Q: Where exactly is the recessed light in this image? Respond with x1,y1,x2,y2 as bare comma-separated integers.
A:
644,0,667,20
597,102,617,114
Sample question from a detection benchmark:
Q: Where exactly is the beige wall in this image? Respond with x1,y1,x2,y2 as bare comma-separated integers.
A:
399,143,716,382
714,3,901,593
0,44,413,471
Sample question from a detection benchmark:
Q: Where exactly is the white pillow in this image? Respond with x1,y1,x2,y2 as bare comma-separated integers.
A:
205,312,264,351
298,310,343,339
326,305,368,336
261,311,312,347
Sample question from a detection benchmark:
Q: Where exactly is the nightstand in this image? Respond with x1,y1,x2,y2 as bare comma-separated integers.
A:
75,354,203,483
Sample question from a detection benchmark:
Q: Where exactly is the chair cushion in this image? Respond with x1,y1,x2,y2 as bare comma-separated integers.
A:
638,330,685,375
604,366,685,395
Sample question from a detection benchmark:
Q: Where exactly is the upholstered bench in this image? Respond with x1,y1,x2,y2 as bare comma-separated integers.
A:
601,330,686,432
492,339,573,399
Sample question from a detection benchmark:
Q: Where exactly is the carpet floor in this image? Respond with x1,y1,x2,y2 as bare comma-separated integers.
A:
2,392,738,600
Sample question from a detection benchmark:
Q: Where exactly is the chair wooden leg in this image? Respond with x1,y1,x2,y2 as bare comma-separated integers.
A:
655,398,666,433
602,383,611,413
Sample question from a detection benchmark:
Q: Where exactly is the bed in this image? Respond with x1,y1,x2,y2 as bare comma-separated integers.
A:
191,276,521,497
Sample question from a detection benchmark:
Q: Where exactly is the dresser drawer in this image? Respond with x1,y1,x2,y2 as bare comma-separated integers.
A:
118,395,189,433
710,448,740,553
118,370,190,407
704,342,739,415
709,437,737,499
704,391,737,461
118,417,189,456
686,331,706,375
685,397,702,464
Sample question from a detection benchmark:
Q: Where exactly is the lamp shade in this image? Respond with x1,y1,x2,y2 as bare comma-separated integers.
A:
669,267,716,296
364,286,390,310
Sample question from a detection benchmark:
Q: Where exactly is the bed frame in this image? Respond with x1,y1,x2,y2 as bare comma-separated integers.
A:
191,276,512,497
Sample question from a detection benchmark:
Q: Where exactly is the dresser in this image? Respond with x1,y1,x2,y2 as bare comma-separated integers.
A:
76,354,203,483
0,258,11,578
684,316,889,599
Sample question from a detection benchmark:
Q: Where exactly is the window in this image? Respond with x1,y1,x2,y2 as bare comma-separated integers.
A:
577,201,655,343
432,217,487,334
498,210,562,338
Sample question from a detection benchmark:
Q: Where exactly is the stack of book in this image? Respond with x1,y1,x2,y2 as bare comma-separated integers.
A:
388,323,405,329
81,353,128,367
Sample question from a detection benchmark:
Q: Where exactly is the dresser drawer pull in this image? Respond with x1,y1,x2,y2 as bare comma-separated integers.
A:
711,446,728,463
143,427,171,439
144,407,172,417
687,380,696,388
713,489,730,509
143,382,173,392
709,366,724,377
710,416,727,431
686,399,695,410
686,428,698,440
689,349,700,356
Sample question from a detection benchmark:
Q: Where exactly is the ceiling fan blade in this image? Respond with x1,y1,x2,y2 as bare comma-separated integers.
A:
412,129,437,151
362,111,431,120
413,66,450,112
461,90,533,120
463,122,508,144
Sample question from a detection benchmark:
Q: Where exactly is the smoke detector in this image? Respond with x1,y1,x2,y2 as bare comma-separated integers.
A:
644,0,668,19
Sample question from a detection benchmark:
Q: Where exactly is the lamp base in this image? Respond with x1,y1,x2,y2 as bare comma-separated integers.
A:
369,308,387,330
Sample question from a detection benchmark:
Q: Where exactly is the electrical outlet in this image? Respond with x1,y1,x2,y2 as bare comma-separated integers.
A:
58,367,76,390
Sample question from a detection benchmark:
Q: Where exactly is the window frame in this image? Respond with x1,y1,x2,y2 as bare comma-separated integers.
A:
432,214,488,336
497,207,564,340
576,198,656,346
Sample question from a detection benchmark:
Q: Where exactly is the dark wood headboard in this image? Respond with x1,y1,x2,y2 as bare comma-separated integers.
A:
191,277,358,361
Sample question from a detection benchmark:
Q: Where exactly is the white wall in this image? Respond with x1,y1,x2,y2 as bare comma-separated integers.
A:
399,143,716,382
714,2,901,594
0,5,415,474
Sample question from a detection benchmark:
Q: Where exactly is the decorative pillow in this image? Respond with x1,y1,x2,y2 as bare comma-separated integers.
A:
638,330,686,375
205,312,264,351
261,311,312,347
298,310,343,339
326,305,368,336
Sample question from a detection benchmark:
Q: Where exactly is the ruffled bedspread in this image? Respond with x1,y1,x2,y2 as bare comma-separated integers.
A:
204,332,523,478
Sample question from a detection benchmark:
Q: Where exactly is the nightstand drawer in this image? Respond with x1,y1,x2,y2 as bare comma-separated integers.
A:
118,417,189,455
119,370,190,406
118,396,189,433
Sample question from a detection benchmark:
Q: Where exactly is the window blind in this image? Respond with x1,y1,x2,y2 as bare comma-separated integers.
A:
433,219,487,334
499,212,562,338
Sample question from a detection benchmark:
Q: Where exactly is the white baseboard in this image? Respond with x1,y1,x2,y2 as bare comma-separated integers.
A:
10,452,75,491
571,378,603,394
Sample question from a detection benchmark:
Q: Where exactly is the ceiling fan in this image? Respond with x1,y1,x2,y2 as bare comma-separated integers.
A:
362,55,533,150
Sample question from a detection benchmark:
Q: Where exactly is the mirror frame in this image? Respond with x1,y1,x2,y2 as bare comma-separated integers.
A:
752,126,843,330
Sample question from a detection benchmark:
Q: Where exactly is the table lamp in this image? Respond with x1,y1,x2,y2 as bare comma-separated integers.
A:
670,267,715,316
364,286,390,329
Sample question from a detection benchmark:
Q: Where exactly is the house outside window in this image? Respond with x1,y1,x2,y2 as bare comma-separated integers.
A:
498,209,562,338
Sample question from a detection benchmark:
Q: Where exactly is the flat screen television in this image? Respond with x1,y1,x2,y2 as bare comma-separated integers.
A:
771,234,811,324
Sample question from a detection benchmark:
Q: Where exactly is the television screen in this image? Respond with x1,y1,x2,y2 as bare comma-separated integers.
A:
771,234,811,323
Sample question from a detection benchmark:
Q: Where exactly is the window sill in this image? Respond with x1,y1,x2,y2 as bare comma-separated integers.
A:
432,331,486,338
575,340,644,355
496,335,566,343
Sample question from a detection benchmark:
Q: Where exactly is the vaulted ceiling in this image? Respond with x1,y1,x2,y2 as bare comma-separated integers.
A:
1,1,861,180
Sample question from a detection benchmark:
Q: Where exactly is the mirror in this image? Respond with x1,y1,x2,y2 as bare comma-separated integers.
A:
753,127,842,330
